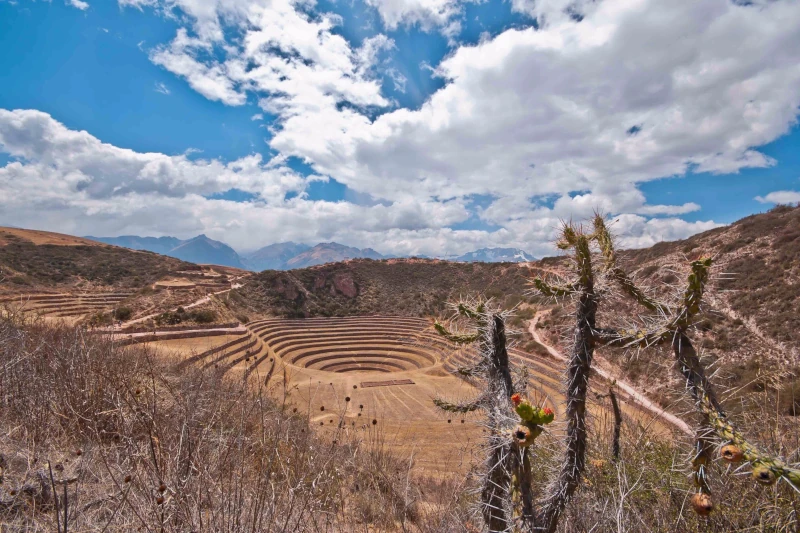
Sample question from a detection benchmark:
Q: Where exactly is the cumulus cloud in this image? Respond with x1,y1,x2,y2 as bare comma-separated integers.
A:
283,0,800,210
363,0,463,31
0,109,305,201
0,108,480,254
755,190,800,204
15,0,800,254
67,0,90,10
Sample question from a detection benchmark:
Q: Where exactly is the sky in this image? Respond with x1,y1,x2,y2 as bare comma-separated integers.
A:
0,0,799,257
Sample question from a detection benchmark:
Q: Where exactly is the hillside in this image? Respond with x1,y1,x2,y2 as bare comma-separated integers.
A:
625,204,800,353
0,227,192,289
234,258,534,318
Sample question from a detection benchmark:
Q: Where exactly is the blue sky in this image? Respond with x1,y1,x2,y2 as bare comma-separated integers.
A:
0,0,799,256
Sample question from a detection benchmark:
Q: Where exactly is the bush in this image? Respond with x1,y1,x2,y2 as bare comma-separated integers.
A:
112,306,133,321
192,309,216,323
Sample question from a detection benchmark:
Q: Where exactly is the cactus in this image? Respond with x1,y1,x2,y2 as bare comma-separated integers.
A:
591,214,800,495
434,222,604,532
433,301,520,531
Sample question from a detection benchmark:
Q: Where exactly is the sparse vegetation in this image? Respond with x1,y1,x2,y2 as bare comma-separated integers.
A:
0,314,469,531
0,241,191,288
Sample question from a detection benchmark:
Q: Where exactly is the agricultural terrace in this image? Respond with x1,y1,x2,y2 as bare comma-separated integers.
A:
126,315,673,473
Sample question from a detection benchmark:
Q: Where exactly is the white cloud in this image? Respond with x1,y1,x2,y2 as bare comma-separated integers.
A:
279,0,800,210
755,190,800,204
0,108,478,254
363,0,463,31
0,109,304,201
18,0,800,254
154,82,171,95
67,0,90,10
250,113,263,121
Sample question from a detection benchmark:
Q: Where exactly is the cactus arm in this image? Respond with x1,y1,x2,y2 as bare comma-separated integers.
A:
533,231,597,533
433,396,483,414
593,214,672,315
457,302,484,320
532,278,578,298
433,322,481,344
674,258,713,329
674,331,800,490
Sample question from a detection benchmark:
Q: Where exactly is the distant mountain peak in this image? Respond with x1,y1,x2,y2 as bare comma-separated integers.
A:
86,234,245,269
456,247,535,263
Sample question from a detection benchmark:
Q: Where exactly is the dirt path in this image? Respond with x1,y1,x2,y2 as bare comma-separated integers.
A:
115,283,243,329
116,326,247,339
528,311,692,436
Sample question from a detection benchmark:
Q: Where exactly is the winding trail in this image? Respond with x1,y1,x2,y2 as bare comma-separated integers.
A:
113,282,244,329
528,310,692,436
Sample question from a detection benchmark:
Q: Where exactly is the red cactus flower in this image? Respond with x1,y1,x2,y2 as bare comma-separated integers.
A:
543,407,554,416
511,393,522,407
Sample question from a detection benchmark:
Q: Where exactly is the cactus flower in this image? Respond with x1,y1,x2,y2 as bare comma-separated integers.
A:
511,393,522,407
512,423,542,447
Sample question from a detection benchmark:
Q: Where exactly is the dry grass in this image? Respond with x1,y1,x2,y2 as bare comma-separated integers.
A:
1,313,798,532
0,313,470,532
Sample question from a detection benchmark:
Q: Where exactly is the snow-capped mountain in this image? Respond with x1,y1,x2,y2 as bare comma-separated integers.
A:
455,247,536,263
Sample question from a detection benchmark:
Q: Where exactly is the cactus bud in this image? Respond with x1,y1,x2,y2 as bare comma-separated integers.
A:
515,400,536,422
540,407,555,425
751,464,776,485
720,444,743,463
511,393,522,407
689,493,713,516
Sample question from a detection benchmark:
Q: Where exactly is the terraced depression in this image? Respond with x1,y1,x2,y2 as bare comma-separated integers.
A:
235,315,674,472
95,311,678,473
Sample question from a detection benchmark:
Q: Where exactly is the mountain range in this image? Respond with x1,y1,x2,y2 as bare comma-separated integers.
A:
86,234,535,271
86,234,245,269
455,248,536,263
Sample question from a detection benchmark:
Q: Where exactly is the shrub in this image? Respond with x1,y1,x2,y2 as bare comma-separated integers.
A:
192,309,216,323
112,306,133,321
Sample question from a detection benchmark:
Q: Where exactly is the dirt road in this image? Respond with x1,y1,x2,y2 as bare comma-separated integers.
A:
528,310,692,436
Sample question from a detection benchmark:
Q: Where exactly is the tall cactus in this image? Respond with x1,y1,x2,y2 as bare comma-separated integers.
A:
435,222,600,533
591,215,800,500
433,302,519,531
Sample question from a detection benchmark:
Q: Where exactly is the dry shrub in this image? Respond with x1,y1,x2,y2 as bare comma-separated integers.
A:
0,315,470,532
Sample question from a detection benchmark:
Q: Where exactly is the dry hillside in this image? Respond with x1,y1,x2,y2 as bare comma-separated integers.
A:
234,258,534,318
0,227,193,290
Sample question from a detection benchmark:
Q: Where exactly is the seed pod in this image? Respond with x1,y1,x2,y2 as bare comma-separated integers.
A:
720,444,744,463
124,474,132,483
690,493,713,516
156,496,165,505
158,483,166,493
512,423,541,447
751,464,776,485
